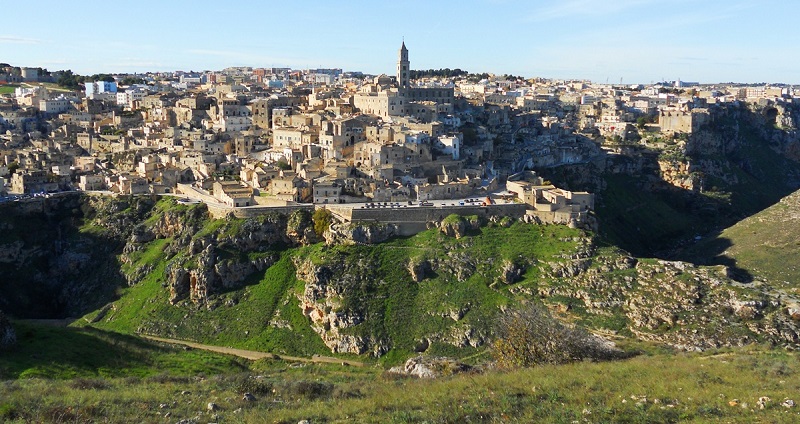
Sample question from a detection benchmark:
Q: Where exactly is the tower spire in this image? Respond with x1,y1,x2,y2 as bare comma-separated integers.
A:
397,40,409,90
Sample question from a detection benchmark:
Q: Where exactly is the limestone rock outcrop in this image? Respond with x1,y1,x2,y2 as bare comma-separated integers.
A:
294,255,389,356
325,222,397,245
123,209,311,306
438,214,481,239
387,356,472,378
535,247,800,351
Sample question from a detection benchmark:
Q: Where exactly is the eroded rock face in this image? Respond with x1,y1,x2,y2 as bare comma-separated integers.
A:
499,260,523,285
325,222,397,246
166,244,276,306
439,218,466,239
535,250,800,351
123,211,301,306
658,159,699,191
294,255,389,356
408,258,432,283
438,215,481,239
0,310,16,349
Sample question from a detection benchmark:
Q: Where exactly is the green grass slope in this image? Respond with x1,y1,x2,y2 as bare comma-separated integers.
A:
295,221,586,362
0,322,247,380
687,188,800,289
83,218,586,362
85,251,330,357
1,345,799,423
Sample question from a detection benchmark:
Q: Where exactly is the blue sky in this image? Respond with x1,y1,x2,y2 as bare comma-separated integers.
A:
2,0,797,84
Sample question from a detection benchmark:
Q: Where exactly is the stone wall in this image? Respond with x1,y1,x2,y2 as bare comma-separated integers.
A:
206,202,314,219
327,203,527,225
176,183,219,204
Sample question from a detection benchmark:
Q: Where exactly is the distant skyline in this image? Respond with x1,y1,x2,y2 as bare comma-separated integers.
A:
2,0,798,84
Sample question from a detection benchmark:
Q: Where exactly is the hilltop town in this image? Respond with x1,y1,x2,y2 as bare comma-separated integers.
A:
7,39,800,423
1,43,798,230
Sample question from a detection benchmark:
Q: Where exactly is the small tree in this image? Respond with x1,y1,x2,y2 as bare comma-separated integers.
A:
275,159,292,170
492,303,624,368
312,208,332,238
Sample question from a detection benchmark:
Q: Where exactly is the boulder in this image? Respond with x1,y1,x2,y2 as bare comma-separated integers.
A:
407,258,432,283
387,356,472,378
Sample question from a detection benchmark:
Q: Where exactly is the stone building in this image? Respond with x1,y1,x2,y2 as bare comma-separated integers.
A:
658,108,709,134
213,180,254,207
353,42,454,118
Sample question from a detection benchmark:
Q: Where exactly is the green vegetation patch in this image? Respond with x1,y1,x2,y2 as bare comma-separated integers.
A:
86,252,330,357
1,346,798,423
0,322,246,380
688,190,800,288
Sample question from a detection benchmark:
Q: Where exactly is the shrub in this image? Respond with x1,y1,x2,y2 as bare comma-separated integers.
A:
312,208,333,238
229,373,273,395
286,380,334,400
69,378,109,390
492,303,626,368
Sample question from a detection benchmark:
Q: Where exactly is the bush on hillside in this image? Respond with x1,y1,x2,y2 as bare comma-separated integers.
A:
492,303,626,368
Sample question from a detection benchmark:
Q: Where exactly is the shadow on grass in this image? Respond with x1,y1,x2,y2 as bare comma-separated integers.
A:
681,234,754,283
0,322,241,379
0,194,128,320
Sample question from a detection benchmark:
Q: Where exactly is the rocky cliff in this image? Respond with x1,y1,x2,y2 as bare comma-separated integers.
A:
120,204,320,307
0,194,142,318
541,103,800,257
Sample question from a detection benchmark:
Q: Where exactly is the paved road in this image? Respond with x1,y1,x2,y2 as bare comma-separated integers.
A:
141,334,366,367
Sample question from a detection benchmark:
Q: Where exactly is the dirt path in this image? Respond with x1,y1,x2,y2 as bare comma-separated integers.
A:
141,335,366,367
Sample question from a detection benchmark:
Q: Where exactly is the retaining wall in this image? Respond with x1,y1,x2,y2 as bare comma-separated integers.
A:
327,203,527,224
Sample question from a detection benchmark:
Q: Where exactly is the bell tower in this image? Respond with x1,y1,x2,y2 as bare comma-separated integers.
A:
397,41,409,90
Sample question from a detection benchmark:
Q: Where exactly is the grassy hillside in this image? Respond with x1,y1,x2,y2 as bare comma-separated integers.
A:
294,221,586,362
686,189,800,289
1,344,799,423
84,250,331,357
0,322,246,380
83,215,587,363
78,198,800,362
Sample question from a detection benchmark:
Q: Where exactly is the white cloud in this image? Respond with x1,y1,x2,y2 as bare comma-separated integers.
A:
0,35,41,44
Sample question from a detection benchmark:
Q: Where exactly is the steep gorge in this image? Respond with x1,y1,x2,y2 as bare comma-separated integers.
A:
3,192,800,360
